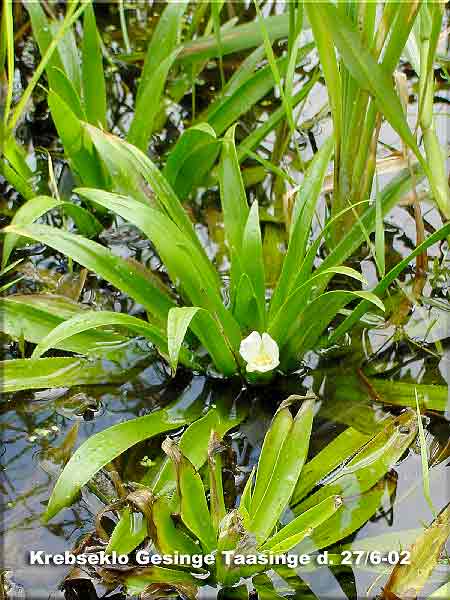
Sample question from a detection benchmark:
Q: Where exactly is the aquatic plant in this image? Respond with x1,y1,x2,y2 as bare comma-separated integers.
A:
46,395,420,598
3,122,449,384
1,0,449,386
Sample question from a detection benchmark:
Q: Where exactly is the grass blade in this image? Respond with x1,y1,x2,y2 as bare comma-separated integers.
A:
311,2,426,173
82,2,106,127
8,1,88,134
329,221,450,344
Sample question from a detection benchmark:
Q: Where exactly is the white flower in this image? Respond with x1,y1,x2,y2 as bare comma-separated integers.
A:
239,331,280,373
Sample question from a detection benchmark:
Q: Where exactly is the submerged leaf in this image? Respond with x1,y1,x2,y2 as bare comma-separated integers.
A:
294,411,418,515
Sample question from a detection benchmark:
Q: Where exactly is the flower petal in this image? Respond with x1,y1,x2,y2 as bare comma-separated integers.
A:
261,332,279,365
239,331,262,363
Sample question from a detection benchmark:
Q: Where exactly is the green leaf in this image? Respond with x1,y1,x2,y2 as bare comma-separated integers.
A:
49,67,85,120
297,478,393,554
305,4,342,150
294,411,418,515
44,396,203,521
84,124,204,253
82,2,106,128
261,495,343,553
416,392,436,517
269,136,334,318
167,306,237,376
106,508,148,556
251,405,293,516
241,201,266,330
151,495,201,555
75,187,221,305
219,126,249,302
163,123,220,199
179,14,289,63
329,221,450,343
137,0,188,100
219,126,249,253
75,188,241,356
239,466,255,518
208,432,226,534
29,310,196,367
236,72,318,163
48,91,105,187
125,566,198,597
233,274,260,334
24,0,65,92
167,306,199,374
2,194,102,269
206,54,304,137
108,403,246,556
127,49,179,151
249,397,315,544
48,18,81,97
2,224,174,324
0,295,127,356
9,2,88,134
0,355,141,393
311,2,427,172
291,426,371,506
369,379,448,413
162,438,216,553
270,287,383,368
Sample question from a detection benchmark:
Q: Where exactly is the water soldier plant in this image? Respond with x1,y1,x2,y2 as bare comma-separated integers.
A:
1,0,449,387
46,395,419,598
2,125,449,385
1,1,449,598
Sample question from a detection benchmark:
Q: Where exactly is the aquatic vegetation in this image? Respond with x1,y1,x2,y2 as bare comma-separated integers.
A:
2,124,449,383
43,395,422,598
1,0,449,385
1,1,449,597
